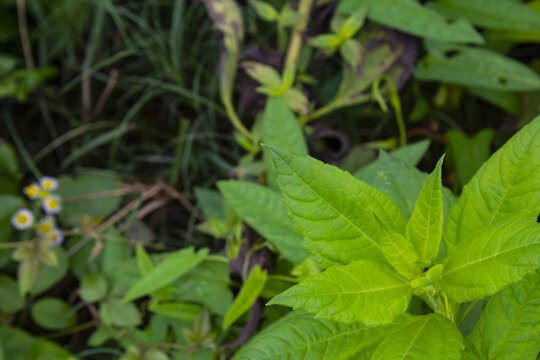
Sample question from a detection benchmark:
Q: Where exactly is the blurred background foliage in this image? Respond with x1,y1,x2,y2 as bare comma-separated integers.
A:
0,0,539,359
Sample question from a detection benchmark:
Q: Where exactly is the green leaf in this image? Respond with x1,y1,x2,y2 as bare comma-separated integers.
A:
416,47,540,91
31,298,76,330
100,299,141,327
265,146,406,266
466,87,521,116
123,247,208,301
372,215,420,279
0,143,19,178
371,314,464,360
149,302,203,322
243,61,282,89
135,243,153,277
218,180,308,264
356,152,457,221
431,0,540,31
223,265,267,329
80,273,108,303
248,0,279,22
441,218,540,303
0,275,24,313
173,259,233,316
338,0,484,43
465,271,540,360
447,129,493,189
406,156,444,263
0,326,76,360
31,247,68,296
234,312,398,360
57,170,123,226
444,116,540,253
261,97,307,190
268,260,412,325
194,187,225,221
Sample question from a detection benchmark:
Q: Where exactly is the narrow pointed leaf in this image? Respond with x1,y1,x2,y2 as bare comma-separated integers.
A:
465,271,540,360
123,247,208,302
218,180,308,264
441,218,540,302
262,97,307,190
223,266,267,329
268,260,412,325
356,152,457,220
265,146,406,266
444,116,540,254
234,312,398,360
371,314,464,360
373,214,419,279
406,156,444,263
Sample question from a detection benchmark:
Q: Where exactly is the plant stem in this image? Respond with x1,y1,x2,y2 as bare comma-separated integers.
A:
283,0,314,74
224,100,253,141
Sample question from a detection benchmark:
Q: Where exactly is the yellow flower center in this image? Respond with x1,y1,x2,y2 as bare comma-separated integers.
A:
39,223,53,234
24,185,39,198
43,180,53,189
47,198,59,209
16,214,29,224
40,190,50,199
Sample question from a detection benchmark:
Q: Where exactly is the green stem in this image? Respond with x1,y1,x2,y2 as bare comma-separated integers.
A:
283,0,314,75
224,100,253,141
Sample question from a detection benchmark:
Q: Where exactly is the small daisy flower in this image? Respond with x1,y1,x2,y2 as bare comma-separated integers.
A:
42,195,62,214
11,209,35,230
39,189,50,200
40,176,58,192
36,216,55,236
49,228,64,247
23,183,41,200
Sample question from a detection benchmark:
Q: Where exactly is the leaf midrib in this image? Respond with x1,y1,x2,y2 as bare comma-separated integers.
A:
278,155,383,252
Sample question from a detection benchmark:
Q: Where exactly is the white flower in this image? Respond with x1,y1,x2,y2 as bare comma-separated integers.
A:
49,228,64,247
23,183,41,200
36,216,55,236
42,195,62,214
40,176,58,191
11,209,35,230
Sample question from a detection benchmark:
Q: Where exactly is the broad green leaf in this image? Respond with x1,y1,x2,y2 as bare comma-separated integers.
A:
431,0,540,31
57,170,123,226
223,265,267,329
447,129,493,189
100,299,141,328
416,48,540,91
30,247,68,296
265,146,406,266
0,143,19,179
444,116,540,253
194,187,225,221
218,181,307,264
31,298,76,330
373,215,420,279
261,97,307,190
136,243,153,277
80,273,108,303
465,271,540,360
0,326,76,360
441,218,540,302
234,312,398,360
371,314,464,360
356,152,457,220
406,156,444,263
0,275,24,313
173,259,233,316
338,0,483,43
466,87,520,116
391,140,431,166
268,260,412,325
149,302,203,322
123,247,208,301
